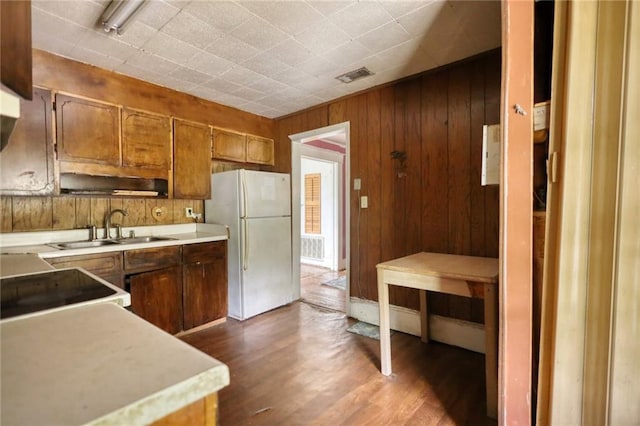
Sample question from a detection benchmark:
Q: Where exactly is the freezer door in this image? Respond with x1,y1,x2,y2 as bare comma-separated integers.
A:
241,170,290,218
240,217,292,319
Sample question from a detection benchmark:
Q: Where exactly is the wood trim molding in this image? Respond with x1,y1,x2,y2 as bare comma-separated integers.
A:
500,0,534,424
349,297,486,354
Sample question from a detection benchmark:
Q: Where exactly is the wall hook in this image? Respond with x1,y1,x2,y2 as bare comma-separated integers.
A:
514,104,527,115
390,150,407,178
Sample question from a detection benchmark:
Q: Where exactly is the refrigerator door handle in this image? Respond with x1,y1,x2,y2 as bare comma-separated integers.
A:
241,171,248,219
243,219,248,271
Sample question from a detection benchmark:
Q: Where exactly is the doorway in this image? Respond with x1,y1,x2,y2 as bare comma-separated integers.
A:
290,122,350,314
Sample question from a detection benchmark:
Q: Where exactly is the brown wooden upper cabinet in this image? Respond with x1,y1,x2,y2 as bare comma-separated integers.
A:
173,118,211,200
246,134,275,166
212,128,246,163
0,87,54,195
121,107,171,171
56,94,120,166
212,128,274,166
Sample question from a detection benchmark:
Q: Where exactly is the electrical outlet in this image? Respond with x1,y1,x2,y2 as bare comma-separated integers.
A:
353,178,361,191
185,207,194,218
360,196,368,209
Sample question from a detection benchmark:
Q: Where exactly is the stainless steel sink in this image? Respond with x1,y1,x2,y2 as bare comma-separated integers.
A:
114,236,176,244
48,240,120,250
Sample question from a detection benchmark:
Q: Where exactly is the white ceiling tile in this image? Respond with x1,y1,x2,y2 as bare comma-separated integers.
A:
373,38,434,72
33,0,103,28
220,66,265,87
322,41,373,69
457,1,501,53
295,75,338,93
184,1,253,32
213,93,248,109
247,78,289,95
186,52,234,76
136,1,181,30
297,56,341,78
380,1,437,19
203,78,244,94
307,1,356,17
240,1,326,35
357,21,410,52
294,21,351,55
231,86,268,102
31,8,90,42
113,22,158,48
396,1,449,37
204,34,260,64
125,50,179,75
169,66,212,85
271,67,314,86
257,92,292,108
330,2,395,38
266,39,313,67
32,33,77,58
159,10,223,49
79,30,140,61
240,52,292,77
236,101,279,117
142,32,200,64
230,14,290,51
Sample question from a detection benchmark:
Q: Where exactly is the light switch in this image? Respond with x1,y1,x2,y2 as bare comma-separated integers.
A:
360,196,368,209
353,178,361,190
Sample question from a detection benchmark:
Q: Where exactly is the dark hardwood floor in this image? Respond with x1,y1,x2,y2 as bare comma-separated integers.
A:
300,263,346,312
181,302,496,425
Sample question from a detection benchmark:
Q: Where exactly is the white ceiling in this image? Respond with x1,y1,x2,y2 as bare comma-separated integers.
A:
31,0,501,119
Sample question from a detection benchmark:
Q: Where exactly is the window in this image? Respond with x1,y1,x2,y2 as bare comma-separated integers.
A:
304,173,321,234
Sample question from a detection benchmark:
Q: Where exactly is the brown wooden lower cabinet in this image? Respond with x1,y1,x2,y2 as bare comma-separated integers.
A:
152,393,218,426
183,242,227,329
129,265,183,335
46,241,227,334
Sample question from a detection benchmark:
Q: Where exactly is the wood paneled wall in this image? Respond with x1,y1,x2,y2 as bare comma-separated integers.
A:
275,51,501,322
0,196,203,233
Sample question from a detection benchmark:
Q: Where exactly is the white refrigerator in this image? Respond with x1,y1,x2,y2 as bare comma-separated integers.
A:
205,169,293,320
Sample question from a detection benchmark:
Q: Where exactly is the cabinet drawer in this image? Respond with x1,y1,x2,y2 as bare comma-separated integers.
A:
124,245,181,272
48,252,122,275
182,241,225,264
47,252,123,288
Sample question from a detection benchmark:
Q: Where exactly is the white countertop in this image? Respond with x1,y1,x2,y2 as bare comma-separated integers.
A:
0,223,228,258
1,302,230,425
0,253,54,277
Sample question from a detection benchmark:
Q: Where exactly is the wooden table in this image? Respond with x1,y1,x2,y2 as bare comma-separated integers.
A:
377,252,499,419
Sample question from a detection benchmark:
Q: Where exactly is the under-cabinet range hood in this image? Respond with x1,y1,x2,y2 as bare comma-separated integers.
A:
0,88,20,152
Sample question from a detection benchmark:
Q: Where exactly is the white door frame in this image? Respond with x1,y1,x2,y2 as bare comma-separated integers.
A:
301,145,343,271
290,121,350,315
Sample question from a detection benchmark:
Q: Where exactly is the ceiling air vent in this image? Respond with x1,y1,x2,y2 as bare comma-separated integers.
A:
335,67,374,83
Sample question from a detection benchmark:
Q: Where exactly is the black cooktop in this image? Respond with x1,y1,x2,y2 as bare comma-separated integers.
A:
0,269,116,320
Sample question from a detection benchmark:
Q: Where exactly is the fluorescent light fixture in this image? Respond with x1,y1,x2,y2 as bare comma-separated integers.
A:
101,0,146,35
335,67,374,84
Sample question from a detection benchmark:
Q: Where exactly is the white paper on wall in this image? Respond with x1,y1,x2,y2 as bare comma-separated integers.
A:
482,124,500,186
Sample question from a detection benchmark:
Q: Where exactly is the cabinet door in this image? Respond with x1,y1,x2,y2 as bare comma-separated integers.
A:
246,135,274,166
0,0,32,99
173,119,211,199
129,266,182,334
183,247,227,329
122,108,171,171
212,128,246,162
56,94,120,165
0,87,54,195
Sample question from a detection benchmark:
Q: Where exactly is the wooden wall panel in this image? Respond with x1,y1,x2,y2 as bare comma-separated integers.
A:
0,197,204,233
275,49,501,322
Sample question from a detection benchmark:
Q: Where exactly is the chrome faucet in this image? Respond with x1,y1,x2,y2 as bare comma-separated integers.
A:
104,209,128,239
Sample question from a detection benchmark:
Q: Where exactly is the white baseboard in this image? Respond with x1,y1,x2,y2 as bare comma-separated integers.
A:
348,297,486,354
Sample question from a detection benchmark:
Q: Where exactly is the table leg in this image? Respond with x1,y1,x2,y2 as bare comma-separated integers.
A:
484,284,498,419
377,268,392,376
419,289,429,343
